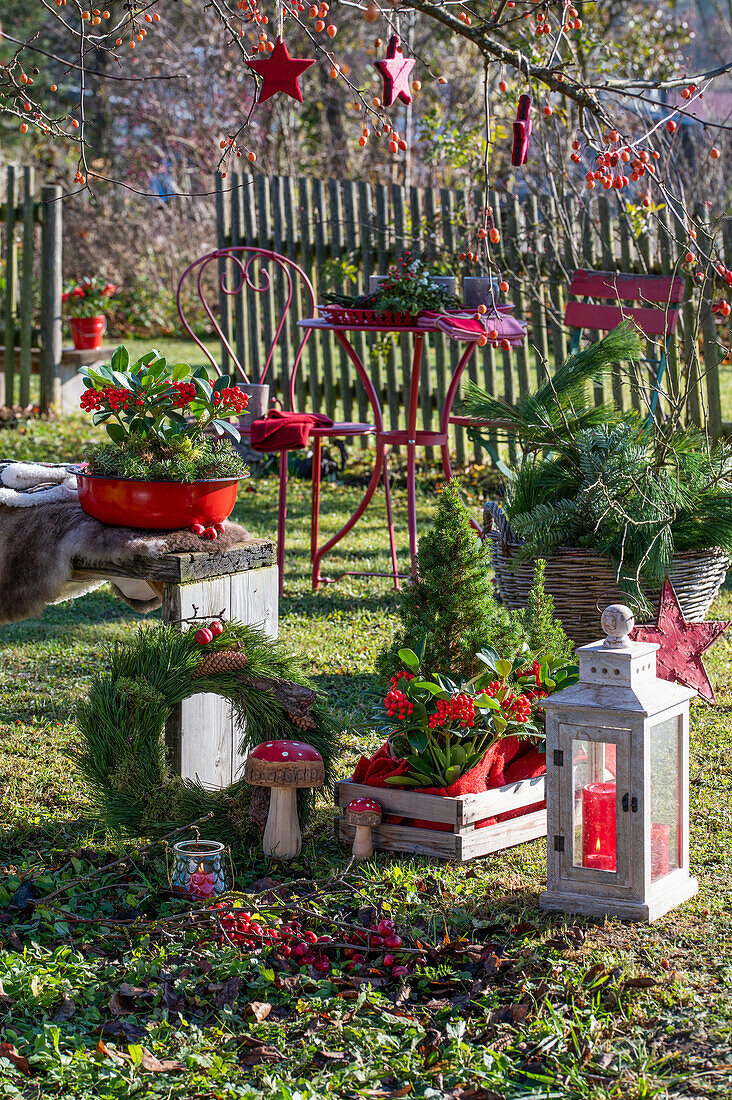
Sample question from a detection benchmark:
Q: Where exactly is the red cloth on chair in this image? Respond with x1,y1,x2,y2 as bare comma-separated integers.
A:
250,410,334,452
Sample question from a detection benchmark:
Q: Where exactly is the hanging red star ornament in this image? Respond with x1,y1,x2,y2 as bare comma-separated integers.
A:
374,35,416,107
246,37,315,104
630,579,730,703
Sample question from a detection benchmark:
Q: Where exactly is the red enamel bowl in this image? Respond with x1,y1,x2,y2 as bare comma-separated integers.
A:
74,471,240,530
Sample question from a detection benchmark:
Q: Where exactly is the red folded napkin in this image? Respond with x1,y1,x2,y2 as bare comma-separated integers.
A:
417,310,526,346
250,410,334,452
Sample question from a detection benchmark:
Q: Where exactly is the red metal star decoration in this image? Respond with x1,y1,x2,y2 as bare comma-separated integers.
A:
374,35,416,107
630,579,730,703
246,37,315,104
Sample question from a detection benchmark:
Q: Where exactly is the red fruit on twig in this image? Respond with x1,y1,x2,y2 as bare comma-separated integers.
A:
195,628,214,645
209,620,224,636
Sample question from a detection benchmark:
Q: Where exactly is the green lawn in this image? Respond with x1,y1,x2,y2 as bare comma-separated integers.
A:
0,439,731,1099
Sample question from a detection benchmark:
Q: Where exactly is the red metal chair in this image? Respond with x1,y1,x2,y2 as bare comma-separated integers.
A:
565,268,686,418
451,267,687,482
177,247,398,594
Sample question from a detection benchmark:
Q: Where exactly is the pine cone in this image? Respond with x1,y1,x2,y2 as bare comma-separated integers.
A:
289,712,317,730
192,649,248,679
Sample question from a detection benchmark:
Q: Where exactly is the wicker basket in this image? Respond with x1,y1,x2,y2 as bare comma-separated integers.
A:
484,500,729,647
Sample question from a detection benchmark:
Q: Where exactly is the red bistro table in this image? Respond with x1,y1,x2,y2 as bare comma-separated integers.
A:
300,314,511,590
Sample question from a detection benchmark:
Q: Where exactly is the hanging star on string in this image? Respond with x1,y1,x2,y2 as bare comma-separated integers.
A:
630,579,730,703
246,37,315,104
374,35,416,107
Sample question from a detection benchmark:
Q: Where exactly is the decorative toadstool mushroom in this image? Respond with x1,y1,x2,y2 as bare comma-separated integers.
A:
344,797,382,860
244,740,324,859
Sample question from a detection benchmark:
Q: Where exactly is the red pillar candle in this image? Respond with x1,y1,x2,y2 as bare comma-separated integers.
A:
582,782,617,871
651,823,670,879
189,866,216,898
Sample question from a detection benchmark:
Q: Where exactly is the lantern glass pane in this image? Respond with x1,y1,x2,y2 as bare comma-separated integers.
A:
649,714,682,882
572,738,618,872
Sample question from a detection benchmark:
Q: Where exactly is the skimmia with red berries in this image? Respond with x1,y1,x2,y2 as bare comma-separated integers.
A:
78,346,249,483
364,642,578,789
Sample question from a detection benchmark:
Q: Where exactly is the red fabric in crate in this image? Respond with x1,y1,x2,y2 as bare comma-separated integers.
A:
352,742,411,787
352,736,546,833
495,745,547,822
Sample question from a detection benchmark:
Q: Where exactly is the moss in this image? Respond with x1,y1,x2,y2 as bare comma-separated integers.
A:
83,434,248,482
139,776,187,826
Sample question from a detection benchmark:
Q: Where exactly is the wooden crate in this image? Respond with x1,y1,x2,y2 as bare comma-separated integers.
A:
334,776,547,861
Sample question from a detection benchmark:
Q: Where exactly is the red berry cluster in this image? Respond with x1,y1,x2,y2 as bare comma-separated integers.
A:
190,522,225,541
212,386,249,412
503,693,532,723
484,680,503,697
517,659,542,687
389,670,415,688
523,687,548,705
194,619,224,645
208,906,415,981
171,381,197,407
428,693,475,729
80,386,143,412
384,688,413,720
578,130,661,194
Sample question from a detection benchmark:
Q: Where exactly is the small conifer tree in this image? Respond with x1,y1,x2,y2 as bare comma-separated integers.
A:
376,481,574,680
376,480,523,680
518,558,573,661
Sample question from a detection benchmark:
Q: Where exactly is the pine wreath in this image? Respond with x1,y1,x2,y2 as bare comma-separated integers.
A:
74,619,341,843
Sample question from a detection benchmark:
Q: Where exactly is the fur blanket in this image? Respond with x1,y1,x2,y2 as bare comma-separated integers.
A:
0,481,252,624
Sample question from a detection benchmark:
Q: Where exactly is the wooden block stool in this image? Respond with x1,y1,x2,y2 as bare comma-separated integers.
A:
72,540,278,788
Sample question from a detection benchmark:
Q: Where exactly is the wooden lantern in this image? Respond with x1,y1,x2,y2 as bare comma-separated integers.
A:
540,604,698,922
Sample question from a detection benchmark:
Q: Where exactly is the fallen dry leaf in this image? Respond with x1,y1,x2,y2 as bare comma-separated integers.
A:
214,977,241,1009
101,1019,147,1043
52,996,76,1022
623,976,657,989
108,991,135,1016
139,1048,186,1073
248,1000,272,1022
233,1034,284,1065
0,1042,31,1076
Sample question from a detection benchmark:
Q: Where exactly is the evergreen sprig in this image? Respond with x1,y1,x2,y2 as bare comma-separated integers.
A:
461,320,643,450
459,321,732,611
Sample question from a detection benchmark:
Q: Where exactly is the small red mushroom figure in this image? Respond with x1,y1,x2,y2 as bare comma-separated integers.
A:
244,740,324,859
344,797,382,860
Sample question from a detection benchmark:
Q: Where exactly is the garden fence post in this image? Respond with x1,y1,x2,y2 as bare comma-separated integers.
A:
39,183,62,413
214,171,231,375
696,208,723,440
19,166,35,409
228,174,247,379
3,165,18,406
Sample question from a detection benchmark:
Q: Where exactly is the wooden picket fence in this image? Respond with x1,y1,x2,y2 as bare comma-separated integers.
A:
214,172,731,461
0,165,63,411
